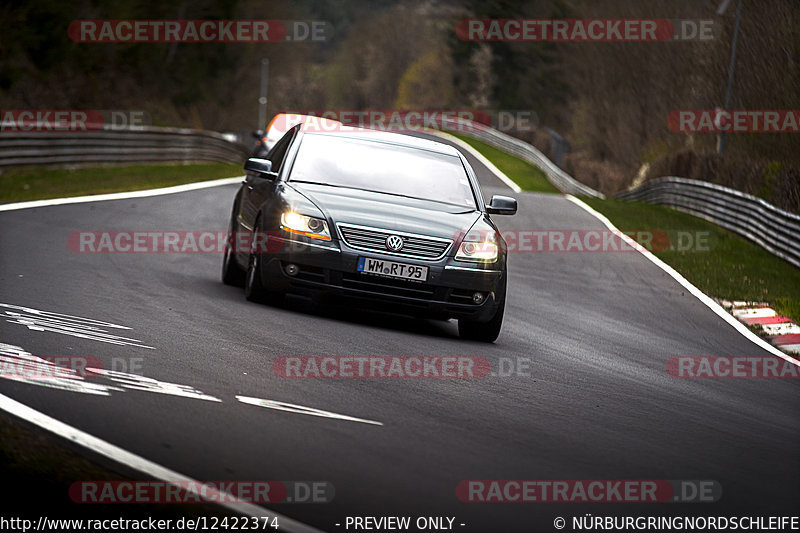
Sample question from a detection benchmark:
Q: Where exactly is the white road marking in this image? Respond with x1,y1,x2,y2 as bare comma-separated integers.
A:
0,343,122,396
0,176,244,212
566,195,800,367
0,342,220,402
236,395,383,426
423,130,523,193
0,303,154,349
89,368,221,402
0,393,324,533
761,323,800,336
719,299,755,308
732,307,776,319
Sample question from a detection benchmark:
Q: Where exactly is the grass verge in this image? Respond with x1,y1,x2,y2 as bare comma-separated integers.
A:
0,162,243,204
448,132,560,194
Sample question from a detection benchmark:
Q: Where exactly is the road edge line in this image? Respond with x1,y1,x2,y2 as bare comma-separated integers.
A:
0,176,244,212
0,393,325,533
565,194,800,367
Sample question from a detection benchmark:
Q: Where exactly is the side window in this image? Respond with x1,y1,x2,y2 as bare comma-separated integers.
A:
266,127,298,173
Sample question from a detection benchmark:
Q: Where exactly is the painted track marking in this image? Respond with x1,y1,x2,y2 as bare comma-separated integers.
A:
0,176,243,212
1,303,154,349
237,396,383,426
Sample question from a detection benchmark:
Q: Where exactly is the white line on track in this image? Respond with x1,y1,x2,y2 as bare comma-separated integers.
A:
566,195,800,367
0,393,325,533
1,302,155,349
0,176,244,212
237,396,383,426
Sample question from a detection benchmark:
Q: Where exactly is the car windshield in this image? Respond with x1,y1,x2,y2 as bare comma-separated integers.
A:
288,134,477,208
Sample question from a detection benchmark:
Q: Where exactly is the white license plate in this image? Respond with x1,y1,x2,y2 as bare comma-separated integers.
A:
357,257,428,281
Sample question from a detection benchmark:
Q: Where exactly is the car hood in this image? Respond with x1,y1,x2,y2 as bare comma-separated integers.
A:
288,182,481,240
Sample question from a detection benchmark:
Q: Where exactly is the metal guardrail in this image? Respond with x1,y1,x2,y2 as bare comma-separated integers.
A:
440,117,604,198
439,118,798,268
617,176,800,268
0,126,249,168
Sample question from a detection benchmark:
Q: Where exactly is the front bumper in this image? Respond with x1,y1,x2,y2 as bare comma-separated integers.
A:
258,236,505,321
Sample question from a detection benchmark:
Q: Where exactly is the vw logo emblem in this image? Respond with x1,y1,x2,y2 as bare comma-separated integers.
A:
385,235,404,252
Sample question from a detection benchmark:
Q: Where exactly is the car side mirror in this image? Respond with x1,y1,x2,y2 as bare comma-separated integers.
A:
486,195,517,215
251,130,265,139
244,158,279,180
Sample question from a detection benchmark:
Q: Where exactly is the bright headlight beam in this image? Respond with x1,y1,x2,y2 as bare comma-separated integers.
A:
280,211,331,241
455,239,498,262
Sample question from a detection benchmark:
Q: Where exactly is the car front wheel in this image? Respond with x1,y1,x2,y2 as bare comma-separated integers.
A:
244,219,283,306
222,215,246,287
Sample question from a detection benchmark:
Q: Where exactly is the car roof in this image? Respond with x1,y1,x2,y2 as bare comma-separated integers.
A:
299,124,462,157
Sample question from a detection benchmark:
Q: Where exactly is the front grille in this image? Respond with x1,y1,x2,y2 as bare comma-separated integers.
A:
338,224,451,260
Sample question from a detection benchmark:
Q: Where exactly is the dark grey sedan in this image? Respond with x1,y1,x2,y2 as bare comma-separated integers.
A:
222,123,517,342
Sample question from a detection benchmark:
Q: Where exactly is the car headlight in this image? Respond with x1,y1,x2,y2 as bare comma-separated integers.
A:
455,230,498,262
280,211,331,241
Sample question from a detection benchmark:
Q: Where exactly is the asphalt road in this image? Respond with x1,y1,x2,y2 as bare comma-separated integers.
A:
1,135,798,532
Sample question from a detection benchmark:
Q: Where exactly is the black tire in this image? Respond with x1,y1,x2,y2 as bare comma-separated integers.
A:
244,219,283,305
458,284,506,343
221,215,246,287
